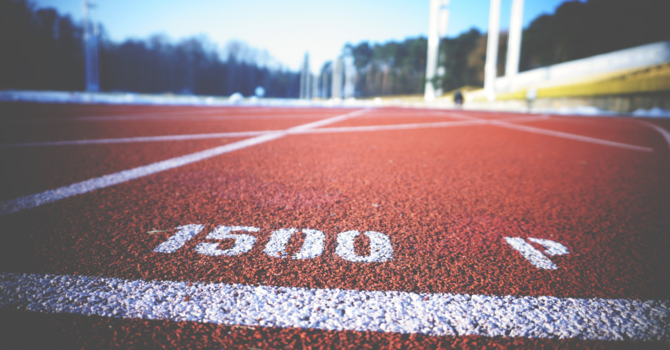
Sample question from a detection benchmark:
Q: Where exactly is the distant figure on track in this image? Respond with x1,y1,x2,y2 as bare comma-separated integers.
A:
454,91,464,108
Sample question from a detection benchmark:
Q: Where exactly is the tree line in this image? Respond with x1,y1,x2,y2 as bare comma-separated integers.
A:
1,0,668,98
0,0,299,97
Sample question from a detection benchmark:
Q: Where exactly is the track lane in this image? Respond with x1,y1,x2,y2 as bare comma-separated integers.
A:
0,115,347,144
0,109,368,214
0,103,355,120
446,112,654,152
2,126,668,300
0,104,355,143
0,115,543,148
507,117,666,151
0,131,266,148
0,139,248,202
2,310,654,349
1,105,669,348
321,108,464,127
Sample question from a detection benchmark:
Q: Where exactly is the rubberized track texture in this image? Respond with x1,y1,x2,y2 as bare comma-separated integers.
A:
1,102,669,349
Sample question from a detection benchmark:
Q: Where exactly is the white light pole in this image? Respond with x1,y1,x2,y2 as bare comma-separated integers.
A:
299,53,310,99
311,73,319,99
331,57,343,100
424,0,449,101
505,0,524,85
82,0,99,92
320,63,330,98
484,0,501,101
343,54,356,99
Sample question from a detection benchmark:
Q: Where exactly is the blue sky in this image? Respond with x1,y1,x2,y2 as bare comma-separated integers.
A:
33,0,569,71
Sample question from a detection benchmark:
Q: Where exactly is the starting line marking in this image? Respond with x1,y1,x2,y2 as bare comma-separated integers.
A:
0,109,369,215
1,272,668,342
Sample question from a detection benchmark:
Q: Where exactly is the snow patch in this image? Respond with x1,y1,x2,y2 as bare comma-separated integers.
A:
632,107,670,118
0,90,375,108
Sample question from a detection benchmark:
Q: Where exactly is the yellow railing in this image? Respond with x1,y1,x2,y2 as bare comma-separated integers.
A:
493,63,670,101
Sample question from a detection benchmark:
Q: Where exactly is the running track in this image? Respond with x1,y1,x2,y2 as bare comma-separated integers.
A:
1,103,669,349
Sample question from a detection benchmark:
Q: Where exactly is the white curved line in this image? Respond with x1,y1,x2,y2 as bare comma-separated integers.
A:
636,120,670,151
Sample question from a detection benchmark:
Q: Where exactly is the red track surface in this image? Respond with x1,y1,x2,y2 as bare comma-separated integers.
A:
1,106,351,143
0,140,244,201
1,102,669,349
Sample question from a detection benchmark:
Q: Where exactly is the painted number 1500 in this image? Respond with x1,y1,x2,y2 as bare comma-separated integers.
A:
153,224,394,263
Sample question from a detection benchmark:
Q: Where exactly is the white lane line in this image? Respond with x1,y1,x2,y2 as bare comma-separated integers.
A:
4,113,351,123
292,120,486,134
490,121,654,152
1,272,668,341
291,115,546,135
302,113,554,133
0,109,368,215
636,120,670,151
288,110,369,132
448,112,653,152
2,116,548,148
74,114,342,122
0,132,280,214
0,131,269,148
0,121,482,147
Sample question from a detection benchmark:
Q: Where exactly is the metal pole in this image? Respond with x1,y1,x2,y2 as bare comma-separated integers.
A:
82,0,99,92
331,57,343,100
321,63,330,99
424,0,449,101
436,2,449,97
312,73,319,99
505,0,524,82
299,65,304,99
424,0,440,101
343,54,355,99
299,53,309,99
484,0,501,101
